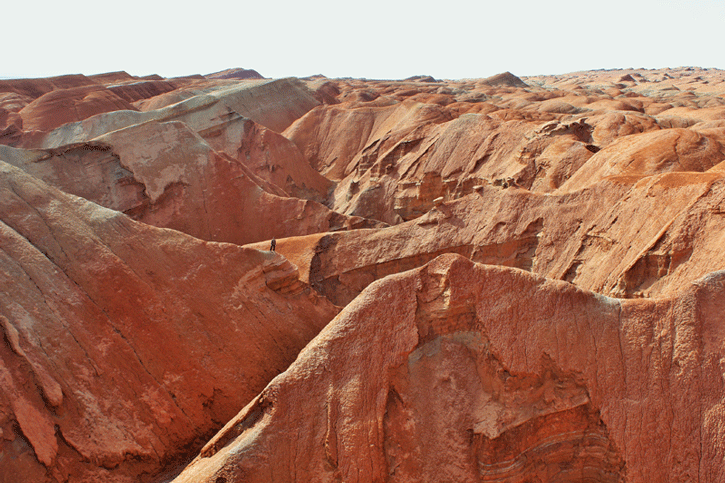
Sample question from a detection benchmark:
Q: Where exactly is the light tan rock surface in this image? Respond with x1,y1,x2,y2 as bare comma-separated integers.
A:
0,121,376,246
171,254,725,483
0,160,339,482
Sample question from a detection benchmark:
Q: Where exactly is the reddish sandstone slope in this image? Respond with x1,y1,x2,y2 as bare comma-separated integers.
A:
0,122,375,245
1,79,376,245
31,77,321,149
19,85,139,132
206,68,264,80
1,76,321,149
0,75,99,146
0,72,173,147
21,76,336,209
559,127,725,191
286,69,725,224
172,254,725,483
0,161,339,483
247,167,725,307
2,67,725,483
0,74,98,102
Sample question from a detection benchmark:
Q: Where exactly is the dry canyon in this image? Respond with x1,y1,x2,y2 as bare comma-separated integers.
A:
1,66,725,482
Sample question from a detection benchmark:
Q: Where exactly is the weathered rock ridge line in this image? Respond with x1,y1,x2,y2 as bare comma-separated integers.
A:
0,161,339,482
173,254,725,483
2,66,725,483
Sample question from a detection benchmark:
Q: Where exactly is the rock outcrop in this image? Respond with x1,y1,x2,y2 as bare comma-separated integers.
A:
1,77,381,246
0,122,372,246
30,77,320,149
206,68,264,80
3,66,725,483
480,71,529,88
0,160,339,482
247,167,725,306
171,254,725,483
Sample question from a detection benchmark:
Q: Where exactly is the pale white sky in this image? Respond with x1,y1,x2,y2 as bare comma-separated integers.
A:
4,0,724,80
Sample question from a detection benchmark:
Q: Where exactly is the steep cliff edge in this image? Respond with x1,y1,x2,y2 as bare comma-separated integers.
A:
0,161,339,482
172,254,725,483
2,67,725,483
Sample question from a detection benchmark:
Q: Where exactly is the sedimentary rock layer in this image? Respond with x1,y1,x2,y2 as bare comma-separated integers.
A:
284,68,725,224
2,66,725,483
172,254,725,483
2,113,374,247
0,161,339,482
247,166,725,307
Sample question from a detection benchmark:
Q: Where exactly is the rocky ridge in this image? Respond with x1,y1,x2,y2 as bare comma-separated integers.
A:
172,254,725,483
1,66,724,482
0,161,339,482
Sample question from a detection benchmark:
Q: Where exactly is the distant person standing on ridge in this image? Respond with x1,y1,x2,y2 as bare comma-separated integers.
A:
270,237,276,252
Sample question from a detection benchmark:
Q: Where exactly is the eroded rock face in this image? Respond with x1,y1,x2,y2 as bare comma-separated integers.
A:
171,254,725,483
30,77,320,149
284,68,725,225
0,161,339,482
202,117,334,203
3,66,725,483
247,167,725,307
2,117,378,247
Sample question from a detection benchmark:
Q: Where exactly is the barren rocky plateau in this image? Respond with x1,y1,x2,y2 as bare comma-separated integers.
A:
1,66,724,482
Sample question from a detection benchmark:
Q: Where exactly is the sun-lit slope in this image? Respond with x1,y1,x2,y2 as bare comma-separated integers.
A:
248,165,725,308
172,254,725,483
285,69,725,225
0,160,339,482
31,77,320,149
3,66,725,483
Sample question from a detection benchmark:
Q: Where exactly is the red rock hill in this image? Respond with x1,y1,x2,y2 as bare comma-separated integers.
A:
2,67,725,483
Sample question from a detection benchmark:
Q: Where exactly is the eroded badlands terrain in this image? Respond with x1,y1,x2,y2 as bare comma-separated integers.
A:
1,66,724,482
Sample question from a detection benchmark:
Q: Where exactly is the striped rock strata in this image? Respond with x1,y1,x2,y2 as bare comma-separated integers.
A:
172,254,725,483
0,161,339,482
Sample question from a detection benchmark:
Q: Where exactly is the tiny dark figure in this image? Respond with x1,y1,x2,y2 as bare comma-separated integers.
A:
270,237,276,252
